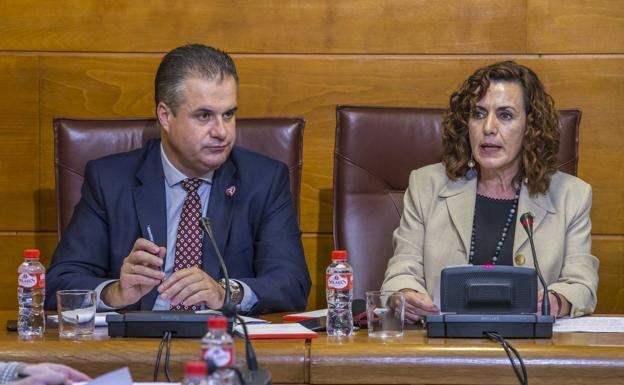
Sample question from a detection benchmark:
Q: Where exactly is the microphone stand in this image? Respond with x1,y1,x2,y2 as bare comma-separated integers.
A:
199,217,270,385
520,213,551,317
199,217,237,333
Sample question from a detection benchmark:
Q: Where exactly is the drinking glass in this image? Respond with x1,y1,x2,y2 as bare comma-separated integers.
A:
366,290,405,338
56,289,96,338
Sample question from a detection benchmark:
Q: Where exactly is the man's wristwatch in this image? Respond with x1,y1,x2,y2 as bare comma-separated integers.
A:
219,279,244,305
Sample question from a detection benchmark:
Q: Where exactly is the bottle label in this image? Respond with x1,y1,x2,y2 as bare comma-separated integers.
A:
326,273,352,290
18,272,45,289
201,346,234,367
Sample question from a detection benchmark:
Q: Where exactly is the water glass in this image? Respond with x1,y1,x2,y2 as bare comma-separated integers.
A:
366,290,405,337
56,289,96,338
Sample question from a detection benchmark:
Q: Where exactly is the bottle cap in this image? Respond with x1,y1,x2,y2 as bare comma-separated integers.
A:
23,249,40,259
184,361,207,376
207,317,228,329
331,250,348,260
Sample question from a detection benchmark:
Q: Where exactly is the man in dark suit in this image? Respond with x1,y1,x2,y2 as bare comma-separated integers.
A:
45,44,311,314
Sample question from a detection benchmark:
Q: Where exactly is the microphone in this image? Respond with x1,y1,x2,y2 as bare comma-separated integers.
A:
199,217,237,327
235,315,272,385
519,212,551,317
199,217,271,385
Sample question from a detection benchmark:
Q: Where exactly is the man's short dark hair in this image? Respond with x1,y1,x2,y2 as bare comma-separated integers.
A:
155,44,239,115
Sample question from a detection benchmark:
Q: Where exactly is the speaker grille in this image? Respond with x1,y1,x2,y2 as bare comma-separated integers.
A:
440,266,537,314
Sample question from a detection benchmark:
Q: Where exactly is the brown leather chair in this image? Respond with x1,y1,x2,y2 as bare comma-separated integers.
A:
54,117,304,238
333,105,581,299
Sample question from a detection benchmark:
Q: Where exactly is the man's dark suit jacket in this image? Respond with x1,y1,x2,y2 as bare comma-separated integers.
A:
45,139,311,314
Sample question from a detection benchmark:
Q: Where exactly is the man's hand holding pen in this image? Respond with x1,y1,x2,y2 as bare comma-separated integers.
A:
102,238,166,308
102,236,226,309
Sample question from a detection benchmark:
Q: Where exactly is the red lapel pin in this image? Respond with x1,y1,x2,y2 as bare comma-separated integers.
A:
225,186,236,197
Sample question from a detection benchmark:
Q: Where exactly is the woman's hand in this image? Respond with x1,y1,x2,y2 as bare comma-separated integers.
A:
400,289,440,323
538,290,571,318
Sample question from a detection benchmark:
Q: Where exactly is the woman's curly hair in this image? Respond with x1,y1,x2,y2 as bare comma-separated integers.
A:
441,61,560,196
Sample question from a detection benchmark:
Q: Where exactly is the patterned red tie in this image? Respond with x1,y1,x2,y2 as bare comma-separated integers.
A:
171,178,204,311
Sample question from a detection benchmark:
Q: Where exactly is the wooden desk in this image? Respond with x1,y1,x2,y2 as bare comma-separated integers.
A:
0,311,307,383
3,311,624,385
310,328,624,385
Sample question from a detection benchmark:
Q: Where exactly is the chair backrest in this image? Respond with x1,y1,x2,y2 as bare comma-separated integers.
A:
54,117,304,238
333,105,581,299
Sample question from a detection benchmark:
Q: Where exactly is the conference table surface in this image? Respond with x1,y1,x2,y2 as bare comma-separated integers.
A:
1,311,624,385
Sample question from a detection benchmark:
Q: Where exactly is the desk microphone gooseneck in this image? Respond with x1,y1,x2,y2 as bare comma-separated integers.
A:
199,217,270,385
519,212,550,317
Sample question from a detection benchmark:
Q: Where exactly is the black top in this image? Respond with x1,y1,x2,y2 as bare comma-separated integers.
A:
472,194,517,266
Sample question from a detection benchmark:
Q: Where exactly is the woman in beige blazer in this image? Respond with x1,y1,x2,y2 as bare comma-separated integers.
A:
382,61,599,322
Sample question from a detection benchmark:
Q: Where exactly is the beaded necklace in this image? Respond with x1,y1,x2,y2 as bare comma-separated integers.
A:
469,188,520,265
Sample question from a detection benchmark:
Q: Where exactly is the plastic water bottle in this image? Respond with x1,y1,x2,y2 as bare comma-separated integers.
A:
201,317,237,385
182,361,210,385
17,249,46,337
326,250,353,336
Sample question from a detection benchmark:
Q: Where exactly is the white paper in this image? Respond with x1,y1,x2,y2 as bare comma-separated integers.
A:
194,309,223,316
553,316,624,333
235,323,317,338
283,309,327,319
76,383,174,385
75,383,174,385
75,367,132,385
237,315,269,325
74,367,177,385
48,311,119,327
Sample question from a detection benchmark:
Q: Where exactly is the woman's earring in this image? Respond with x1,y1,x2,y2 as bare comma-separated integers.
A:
466,155,477,180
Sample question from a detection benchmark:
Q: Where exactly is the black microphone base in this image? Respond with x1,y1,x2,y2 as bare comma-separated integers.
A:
426,314,554,338
241,368,272,385
107,311,217,338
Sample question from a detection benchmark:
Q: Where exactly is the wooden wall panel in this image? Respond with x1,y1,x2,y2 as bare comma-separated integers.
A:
0,233,57,310
0,1,622,314
528,0,624,53
36,56,491,234
0,0,526,54
38,56,158,230
518,58,624,234
38,55,480,233
303,234,333,310
593,238,624,314
38,56,624,234
0,57,39,231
